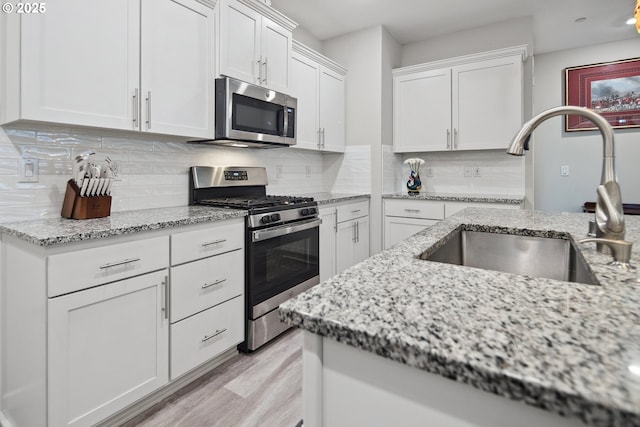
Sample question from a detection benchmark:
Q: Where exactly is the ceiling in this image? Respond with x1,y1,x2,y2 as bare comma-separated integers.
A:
269,0,638,54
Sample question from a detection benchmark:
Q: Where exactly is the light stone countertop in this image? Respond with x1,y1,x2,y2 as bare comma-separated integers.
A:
383,191,524,204
279,208,640,427
0,206,246,247
297,192,370,205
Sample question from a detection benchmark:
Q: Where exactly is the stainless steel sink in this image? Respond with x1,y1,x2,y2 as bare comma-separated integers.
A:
421,230,597,285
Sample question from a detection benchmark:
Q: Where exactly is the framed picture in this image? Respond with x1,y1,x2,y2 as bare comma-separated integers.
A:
564,57,640,131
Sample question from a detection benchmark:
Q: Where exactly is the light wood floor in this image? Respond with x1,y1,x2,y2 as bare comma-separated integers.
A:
123,329,302,427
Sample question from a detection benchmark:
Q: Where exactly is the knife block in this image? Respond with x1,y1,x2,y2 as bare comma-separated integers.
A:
61,179,112,219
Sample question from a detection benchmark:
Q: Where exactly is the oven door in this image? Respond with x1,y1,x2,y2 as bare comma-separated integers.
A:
248,218,320,318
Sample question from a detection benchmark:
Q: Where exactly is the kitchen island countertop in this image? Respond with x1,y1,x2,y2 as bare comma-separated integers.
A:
0,206,246,247
279,208,640,426
383,191,524,204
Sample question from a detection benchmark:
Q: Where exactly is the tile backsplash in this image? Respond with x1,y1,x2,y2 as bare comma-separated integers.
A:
0,124,525,223
391,150,525,195
0,124,325,223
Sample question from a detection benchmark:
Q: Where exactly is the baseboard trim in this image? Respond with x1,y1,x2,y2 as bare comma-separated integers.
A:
96,348,240,427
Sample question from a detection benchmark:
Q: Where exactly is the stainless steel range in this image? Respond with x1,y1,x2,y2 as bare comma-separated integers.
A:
189,166,320,352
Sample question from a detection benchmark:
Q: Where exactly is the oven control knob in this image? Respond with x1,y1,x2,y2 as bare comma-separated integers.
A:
261,215,272,224
301,208,309,216
270,213,281,222
309,207,317,215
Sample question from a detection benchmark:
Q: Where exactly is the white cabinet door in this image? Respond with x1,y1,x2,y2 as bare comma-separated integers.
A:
140,0,215,138
261,17,291,93
290,51,320,150
319,207,336,282
48,270,169,427
393,68,451,153
384,216,438,249
452,55,522,150
336,220,356,275
319,67,346,152
20,0,139,130
219,0,261,86
353,217,369,265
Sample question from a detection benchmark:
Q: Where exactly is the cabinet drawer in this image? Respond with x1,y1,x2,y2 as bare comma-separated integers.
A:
445,201,521,218
170,249,244,323
170,295,244,380
385,199,444,220
171,219,244,265
48,236,169,297
336,201,369,223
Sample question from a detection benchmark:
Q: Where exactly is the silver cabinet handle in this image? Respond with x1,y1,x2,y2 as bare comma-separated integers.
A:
132,88,139,128
202,239,226,247
162,275,170,319
351,209,361,214
263,57,268,85
202,278,227,289
145,91,152,130
453,128,458,149
446,129,451,149
317,128,322,149
99,257,141,269
404,209,420,213
257,57,263,84
322,128,326,148
352,222,356,243
202,328,227,342
356,221,360,243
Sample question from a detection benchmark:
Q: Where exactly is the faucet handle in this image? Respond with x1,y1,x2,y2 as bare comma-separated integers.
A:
579,237,635,269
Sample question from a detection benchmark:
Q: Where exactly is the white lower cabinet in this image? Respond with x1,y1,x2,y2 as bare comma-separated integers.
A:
335,201,370,275
383,198,522,249
0,218,245,427
169,218,245,380
48,270,169,427
319,206,337,282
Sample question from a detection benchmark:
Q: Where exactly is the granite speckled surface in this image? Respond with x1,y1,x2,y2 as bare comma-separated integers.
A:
383,192,524,204
279,208,640,426
296,192,370,205
0,206,246,246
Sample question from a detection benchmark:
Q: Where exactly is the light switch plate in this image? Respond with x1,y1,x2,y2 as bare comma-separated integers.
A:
18,157,39,183
561,165,569,176
463,166,472,177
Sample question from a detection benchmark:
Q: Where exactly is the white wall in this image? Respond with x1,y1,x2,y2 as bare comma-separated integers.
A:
0,124,325,222
402,17,534,67
291,26,323,53
322,25,402,254
532,38,640,212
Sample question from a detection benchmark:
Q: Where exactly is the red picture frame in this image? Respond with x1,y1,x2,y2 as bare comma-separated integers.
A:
564,57,640,131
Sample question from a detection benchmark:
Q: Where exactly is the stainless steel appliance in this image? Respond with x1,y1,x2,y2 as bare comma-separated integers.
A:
190,166,320,351
190,77,297,148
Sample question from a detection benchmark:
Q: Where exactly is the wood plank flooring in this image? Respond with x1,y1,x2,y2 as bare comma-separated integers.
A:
122,329,302,427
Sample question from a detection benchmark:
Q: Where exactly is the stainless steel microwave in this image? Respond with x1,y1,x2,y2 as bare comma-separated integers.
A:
192,76,296,148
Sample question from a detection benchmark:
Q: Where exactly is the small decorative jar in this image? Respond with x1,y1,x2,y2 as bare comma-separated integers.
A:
404,158,425,194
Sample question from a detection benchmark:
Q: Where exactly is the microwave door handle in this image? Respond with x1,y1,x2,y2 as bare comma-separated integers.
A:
282,104,289,137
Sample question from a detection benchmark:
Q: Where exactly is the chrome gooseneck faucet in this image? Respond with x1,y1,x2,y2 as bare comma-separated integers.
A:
506,105,633,269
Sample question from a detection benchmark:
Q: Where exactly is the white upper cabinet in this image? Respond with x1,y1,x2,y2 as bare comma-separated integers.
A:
6,0,139,130
1,0,215,139
289,41,346,152
140,0,215,138
218,0,296,93
393,46,527,152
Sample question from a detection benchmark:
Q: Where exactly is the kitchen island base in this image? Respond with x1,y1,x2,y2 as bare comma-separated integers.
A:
303,331,586,427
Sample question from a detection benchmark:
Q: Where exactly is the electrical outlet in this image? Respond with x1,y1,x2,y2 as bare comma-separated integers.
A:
18,157,39,183
561,165,569,176
305,165,311,178
463,166,472,177
473,167,481,177
276,165,283,178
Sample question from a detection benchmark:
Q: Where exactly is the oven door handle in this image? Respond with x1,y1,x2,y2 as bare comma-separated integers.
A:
252,218,322,242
